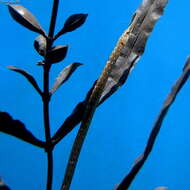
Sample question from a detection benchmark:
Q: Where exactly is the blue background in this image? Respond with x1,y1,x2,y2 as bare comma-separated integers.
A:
0,0,190,189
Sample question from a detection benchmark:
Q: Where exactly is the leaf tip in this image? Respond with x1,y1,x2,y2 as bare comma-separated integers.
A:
74,62,83,67
7,65,15,70
7,4,45,35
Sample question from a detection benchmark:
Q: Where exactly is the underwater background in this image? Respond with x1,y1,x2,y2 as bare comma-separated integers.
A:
0,0,190,189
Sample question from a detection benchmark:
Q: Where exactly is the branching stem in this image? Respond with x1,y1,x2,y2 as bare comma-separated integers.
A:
43,1,60,190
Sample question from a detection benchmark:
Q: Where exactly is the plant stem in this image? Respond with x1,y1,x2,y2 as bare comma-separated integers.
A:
47,151,53,190
43,66,51,141
48,0,60,38
43,65,53,190
43,1,60,190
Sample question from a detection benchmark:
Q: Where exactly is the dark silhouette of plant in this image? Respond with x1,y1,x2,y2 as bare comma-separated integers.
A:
1,0,190,190
2,1,87,190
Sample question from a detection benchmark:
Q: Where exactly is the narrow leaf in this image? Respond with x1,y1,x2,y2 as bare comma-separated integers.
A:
46,45,68,64
34,35,47,56
52,102,86,145
98,0,168,104
50,62,82,94
54,14,88,40
51,81,97,144
0,112,45,148
8,5,46,36
64,14,88,31
115,57,190,189
7,66,42,96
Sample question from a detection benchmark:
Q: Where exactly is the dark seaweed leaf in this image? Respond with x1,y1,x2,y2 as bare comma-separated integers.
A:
50,62,82,94
54,14,88,40
51,81,97,145
7,66,42,96
52,101,86,145
34,35,47,56
46,45,68,64
8,4,46,36
0,112,45,148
